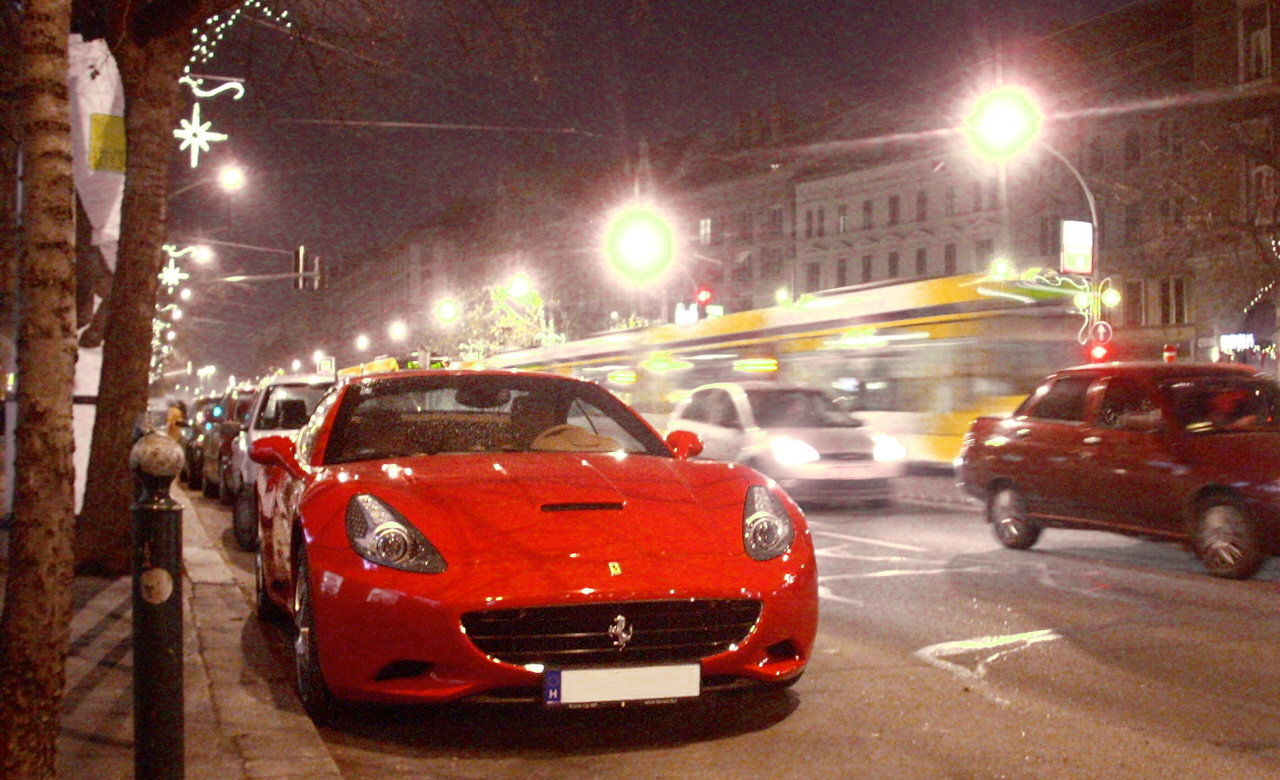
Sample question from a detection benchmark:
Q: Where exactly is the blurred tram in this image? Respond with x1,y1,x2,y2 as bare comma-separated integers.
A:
488,271,1084,466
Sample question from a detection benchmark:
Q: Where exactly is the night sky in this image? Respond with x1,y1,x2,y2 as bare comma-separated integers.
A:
164,0,1139,375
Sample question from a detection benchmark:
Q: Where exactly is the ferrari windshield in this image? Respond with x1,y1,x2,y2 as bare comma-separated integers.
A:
323,374,670,463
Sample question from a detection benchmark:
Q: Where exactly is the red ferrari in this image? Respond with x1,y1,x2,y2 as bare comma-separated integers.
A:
250,369,818,720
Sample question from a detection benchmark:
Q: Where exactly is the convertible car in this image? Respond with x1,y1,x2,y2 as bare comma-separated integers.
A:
250,369,818,720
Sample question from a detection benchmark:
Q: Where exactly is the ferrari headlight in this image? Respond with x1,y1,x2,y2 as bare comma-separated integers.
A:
871,432,907,462
742,485,795,561
345,494,447,573
769,435,820,465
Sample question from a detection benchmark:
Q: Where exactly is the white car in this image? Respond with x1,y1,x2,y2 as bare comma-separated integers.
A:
226,373,334,550
666,381,907,507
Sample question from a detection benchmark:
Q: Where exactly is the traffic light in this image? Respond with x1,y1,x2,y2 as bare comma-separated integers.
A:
1088,340,1111,363
695,286,712,317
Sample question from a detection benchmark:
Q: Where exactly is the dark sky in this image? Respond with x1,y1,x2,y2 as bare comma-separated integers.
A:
165,0,1139,375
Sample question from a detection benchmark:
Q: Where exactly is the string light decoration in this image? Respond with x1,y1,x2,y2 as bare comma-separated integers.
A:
176,0,294,168
975,262,1119,346
174,102,228,168
158,258,191,291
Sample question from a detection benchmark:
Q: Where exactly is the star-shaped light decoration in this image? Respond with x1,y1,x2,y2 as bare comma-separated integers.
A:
159,257,190,291
174,102,227,167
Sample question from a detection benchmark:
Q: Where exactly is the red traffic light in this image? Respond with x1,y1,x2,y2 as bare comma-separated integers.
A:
695,286,713,305
1089,342,1110,362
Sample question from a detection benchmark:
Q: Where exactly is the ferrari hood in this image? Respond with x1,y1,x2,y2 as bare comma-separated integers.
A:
315,452,754,564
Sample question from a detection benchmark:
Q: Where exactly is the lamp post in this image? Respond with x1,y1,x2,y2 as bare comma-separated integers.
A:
966,85,1114,351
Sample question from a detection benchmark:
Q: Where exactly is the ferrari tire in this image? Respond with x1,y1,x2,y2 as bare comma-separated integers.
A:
1194,498,1264,580
294,549,338,723
232,487,259,552
989,487,1041,550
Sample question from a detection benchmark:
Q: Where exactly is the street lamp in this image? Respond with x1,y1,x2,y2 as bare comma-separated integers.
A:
605,205,675,284
967,85,1112,349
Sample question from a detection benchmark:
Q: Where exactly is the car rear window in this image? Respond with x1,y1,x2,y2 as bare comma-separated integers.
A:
1163,376,1280,432
1022,375,1092,422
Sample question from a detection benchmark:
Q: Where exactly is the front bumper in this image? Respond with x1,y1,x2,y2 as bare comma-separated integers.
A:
304,545,819,705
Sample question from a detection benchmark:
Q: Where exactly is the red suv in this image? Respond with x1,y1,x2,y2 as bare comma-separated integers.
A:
956,361,1280,579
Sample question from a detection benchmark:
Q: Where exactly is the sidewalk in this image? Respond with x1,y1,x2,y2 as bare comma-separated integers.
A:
55,484,341,779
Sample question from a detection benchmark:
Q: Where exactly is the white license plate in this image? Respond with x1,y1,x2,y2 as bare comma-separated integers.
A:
543,664,700,706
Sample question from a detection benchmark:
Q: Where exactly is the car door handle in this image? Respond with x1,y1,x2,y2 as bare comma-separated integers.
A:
1082,436,1102,445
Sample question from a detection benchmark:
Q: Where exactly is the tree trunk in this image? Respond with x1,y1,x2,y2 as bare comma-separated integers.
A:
74,26,194,574
0,0,79,774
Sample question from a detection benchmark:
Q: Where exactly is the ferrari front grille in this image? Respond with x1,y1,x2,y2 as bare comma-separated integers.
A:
461,599,762,667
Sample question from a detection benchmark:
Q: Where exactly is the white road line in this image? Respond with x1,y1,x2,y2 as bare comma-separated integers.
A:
913,629,1061,704
811,529,928,552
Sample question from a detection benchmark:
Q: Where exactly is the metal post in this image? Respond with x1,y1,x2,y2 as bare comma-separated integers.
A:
131,432,186,780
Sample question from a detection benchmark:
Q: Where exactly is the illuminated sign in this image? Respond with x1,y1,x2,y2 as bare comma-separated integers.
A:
1061,220,1093,275
1219,333,1255,352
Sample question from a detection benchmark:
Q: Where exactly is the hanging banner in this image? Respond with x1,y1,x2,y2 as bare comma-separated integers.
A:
68,34,126,271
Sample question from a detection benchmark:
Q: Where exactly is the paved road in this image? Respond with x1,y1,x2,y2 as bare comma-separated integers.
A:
192,478,1280,779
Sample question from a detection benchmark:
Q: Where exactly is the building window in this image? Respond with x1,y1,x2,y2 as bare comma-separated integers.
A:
915,248,928,276
1159,197,1186,226
944,185,956,217
805,262,822,293
1157,119,1182,156
804,210,813,239
1039,215,1062,257
735,210,754,242
944,243,957,275
817,207,826,237
862,199,874,229
1160,278,1187,324
699,218,712,246
862,254,874,283
916,190,928,221
887,251,900,278
1124,205,1143,247
1123,280,1145,326
1086,137,1105,173
888,195,900,226
1252,165,1278,222
762,247,784,276
1123,130,1142,168
730,255,752,282
767,207,785,237
1244,3,1272,82
975,238,995,266
836,257,849,287
837,204,849,233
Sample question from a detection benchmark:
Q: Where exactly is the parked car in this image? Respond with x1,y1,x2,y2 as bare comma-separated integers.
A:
225,373,333,551
956,361,1280,579
249,369,817,721
665,381,907,506
181,396,219,489
200,383,257,501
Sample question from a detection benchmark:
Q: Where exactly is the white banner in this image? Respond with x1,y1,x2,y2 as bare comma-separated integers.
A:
68,34,125,271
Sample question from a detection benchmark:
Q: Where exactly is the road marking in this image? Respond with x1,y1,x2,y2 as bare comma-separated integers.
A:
817,584,864,606
820,566,989,581
811,529,928,552
913,629,1060,704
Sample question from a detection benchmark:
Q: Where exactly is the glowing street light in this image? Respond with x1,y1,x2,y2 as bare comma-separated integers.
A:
965,86,1043,160
435,298,459,325
355,334,370,351
605,205,675,284
388,320,408,342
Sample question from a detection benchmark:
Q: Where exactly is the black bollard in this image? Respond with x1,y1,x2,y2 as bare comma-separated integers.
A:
131,432,186,780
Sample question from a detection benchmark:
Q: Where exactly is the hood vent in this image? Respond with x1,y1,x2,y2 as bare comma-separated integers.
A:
541,501,625,512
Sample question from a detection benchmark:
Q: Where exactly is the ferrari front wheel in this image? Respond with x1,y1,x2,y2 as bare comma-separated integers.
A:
989,487,1041,550
294,549,338,723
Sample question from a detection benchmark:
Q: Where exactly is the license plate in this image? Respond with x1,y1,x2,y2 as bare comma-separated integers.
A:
543,664,700,706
